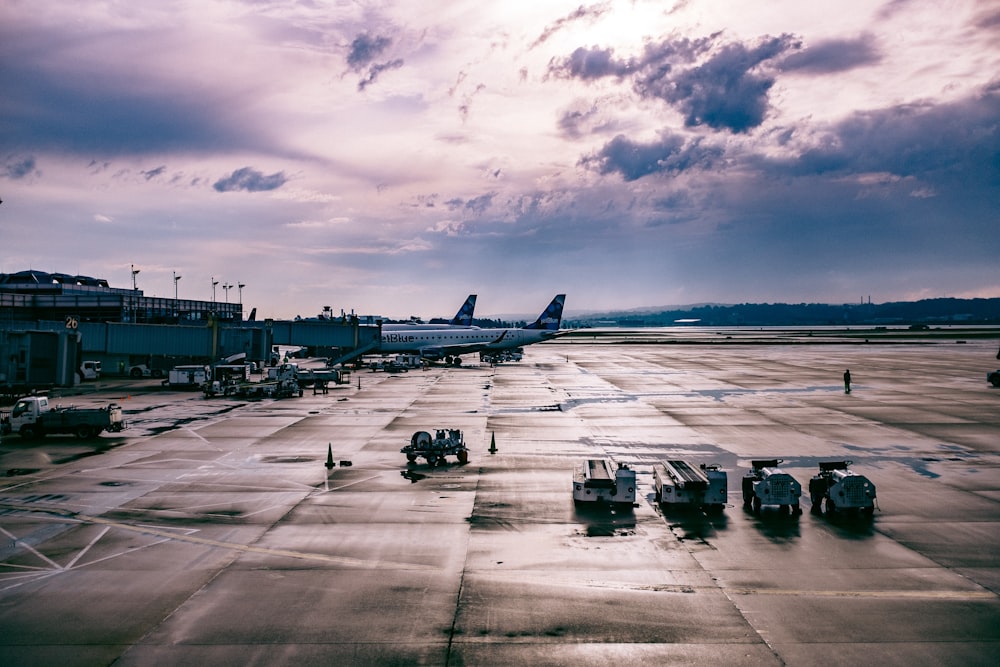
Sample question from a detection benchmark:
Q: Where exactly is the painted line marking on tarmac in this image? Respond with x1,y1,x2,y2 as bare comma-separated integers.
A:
473,571,998,601
0,503,434,571
729,587,997,600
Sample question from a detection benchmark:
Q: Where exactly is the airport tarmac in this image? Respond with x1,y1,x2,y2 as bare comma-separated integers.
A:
1,335,999,666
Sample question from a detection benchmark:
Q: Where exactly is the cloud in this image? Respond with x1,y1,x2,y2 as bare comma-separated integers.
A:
531,3,612,49
638,35,798,132
358,58,405,91
779,35,881,73
580,132,723,181
213,167,288,193
3,155,38,179
549,46,636,80
550,33,797,133
445,192,496,216
347,33,392,70
0,20,289,159
787,89,1000,182
347,33,404,90
141,166,167,181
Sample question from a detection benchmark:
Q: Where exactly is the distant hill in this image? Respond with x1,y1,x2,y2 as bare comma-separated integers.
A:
563,298,1000,328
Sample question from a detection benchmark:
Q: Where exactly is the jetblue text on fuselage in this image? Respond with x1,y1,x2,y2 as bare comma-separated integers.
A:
383,333,417,343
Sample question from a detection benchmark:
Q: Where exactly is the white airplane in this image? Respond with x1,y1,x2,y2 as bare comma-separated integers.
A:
378,294,565,365
382,295,477,330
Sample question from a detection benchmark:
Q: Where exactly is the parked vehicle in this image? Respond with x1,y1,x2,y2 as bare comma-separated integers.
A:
401,429,469,466
1,395,126,439
573,459,636,508
128,364,165,379
808,460,877,517
166,364,210,389
654,460,727,513
79,360,102,381
742,459,802,515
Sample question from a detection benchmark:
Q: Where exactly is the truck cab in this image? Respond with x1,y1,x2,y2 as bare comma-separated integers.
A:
11,395,49,421
2,396,51,435
79,361,102,381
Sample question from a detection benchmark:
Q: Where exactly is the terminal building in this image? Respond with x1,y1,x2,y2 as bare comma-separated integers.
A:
0,269,242,324
0,270,379,392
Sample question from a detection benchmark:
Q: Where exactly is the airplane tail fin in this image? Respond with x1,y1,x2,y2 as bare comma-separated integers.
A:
524,294,565,331
247,307,256,322
449,294,477,326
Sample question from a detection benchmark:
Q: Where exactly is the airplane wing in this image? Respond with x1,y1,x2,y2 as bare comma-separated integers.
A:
416,331,507,360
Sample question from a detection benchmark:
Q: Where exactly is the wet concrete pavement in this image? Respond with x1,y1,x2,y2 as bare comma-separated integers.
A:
1,337,998,665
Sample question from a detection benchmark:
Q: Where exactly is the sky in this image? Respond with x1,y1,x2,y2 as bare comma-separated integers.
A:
2,0,999,321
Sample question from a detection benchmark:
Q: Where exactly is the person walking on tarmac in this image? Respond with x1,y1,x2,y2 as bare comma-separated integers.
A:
844,369,852,394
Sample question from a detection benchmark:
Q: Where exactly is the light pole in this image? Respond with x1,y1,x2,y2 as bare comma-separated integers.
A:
238,282,245,303
212,277,219,303
173,272,181,300
131,264,140,290
223,282,233,302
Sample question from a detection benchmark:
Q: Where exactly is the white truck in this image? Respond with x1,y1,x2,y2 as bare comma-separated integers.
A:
572,459,636,508
742,459,802,515
79,361,102,381
166,364,210,389
654,460,727,513
1,395,127,439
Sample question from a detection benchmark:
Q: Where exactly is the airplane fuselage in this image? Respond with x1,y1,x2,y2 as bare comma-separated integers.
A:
376,294,564,362
378,327,553,359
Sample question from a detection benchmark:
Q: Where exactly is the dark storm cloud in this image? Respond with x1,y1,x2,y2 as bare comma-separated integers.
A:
779,35,881,73
213,167,288,192
580,132,723,181
789,89,1000,181
3,156,38,179
642,35,798,132
549,33,798,133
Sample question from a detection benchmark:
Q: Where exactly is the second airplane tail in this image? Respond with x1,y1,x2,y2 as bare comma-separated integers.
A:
524,294,565,331
449,294,477,326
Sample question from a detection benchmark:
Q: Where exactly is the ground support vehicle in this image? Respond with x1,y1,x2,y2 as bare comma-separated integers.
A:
203,377,302,399
402,429,469,466
292,366,346,388
480,350,523,364
988,370,1000,387
242,379,301,398
742,459,802,515
128,364,166,379
165,365,210,389
370,359,409,373
808,460,877,517
653,460,727,512
1,395,126,439
393,354,424,369
573,459,636,508
79,361,102,381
